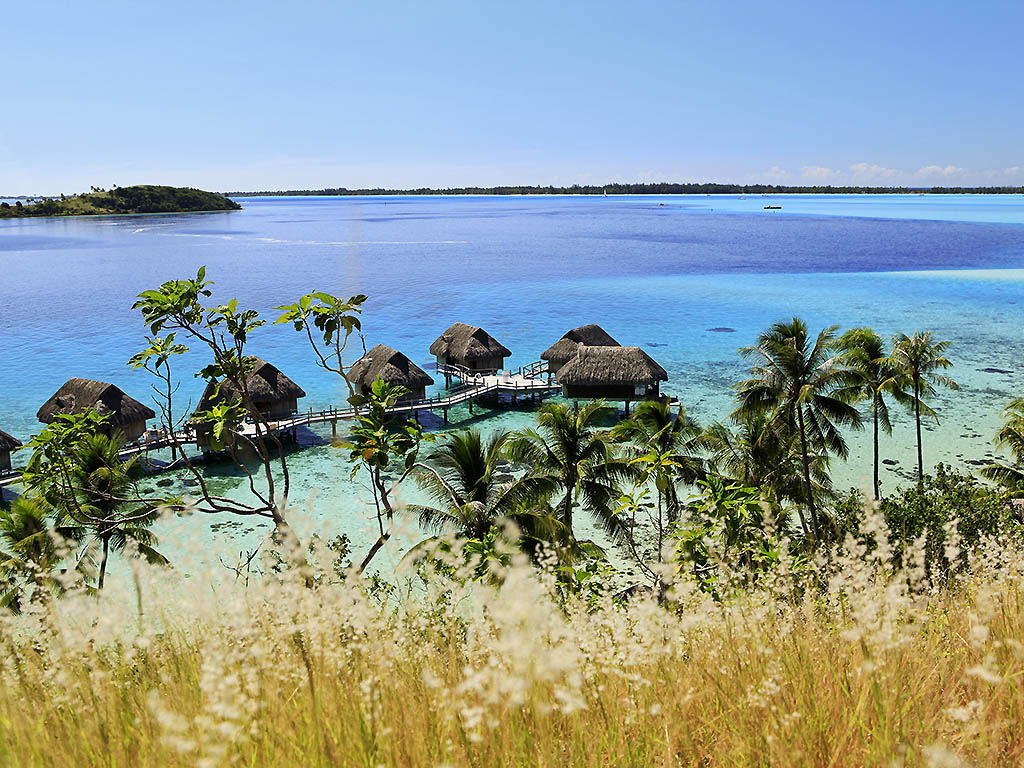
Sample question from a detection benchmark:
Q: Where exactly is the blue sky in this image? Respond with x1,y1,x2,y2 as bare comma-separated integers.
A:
2,0,1021,193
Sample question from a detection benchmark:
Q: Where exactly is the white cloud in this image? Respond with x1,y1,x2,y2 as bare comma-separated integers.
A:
1004,166,1022,178
800,165,840,181
916,164,966,179
848,162,901,183
762,165,789,181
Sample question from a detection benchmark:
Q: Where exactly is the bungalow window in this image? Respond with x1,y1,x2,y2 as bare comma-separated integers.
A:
634,385,647,396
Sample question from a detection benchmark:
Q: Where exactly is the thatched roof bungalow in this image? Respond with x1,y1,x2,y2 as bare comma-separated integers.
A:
195,357,306,420
430,323,511,373
346,344,435,403
556,346,668,410
541,324,620,374
0,429,21,473
37,378,156,442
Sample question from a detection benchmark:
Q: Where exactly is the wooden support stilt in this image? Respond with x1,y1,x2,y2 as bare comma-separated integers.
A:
443,408,449,423
331,420,337,437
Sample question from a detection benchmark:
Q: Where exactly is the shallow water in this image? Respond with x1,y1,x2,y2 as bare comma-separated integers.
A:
2,194,1023,572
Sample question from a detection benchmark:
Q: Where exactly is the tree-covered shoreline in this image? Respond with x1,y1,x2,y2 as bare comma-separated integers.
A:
227,182,1024,197
0,185,241,218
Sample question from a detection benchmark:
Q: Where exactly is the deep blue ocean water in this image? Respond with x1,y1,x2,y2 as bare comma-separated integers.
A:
2,194,1023,571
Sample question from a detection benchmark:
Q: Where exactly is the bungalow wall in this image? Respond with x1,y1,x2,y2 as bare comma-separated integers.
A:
255,398,299,419
114,419,149,442
437,354,505,373
0,450,11,473
560,383,661,401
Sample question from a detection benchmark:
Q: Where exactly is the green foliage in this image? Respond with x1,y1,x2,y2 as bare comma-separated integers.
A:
836,327,909,499
408,429,567,557
20,416,169,590
274,292,366,361
888,331,959,483
672,477,794,594
0,497,89,613
838,465,1021,574
979,396,1024,493
0,185,240,218
344,378,425,478
132,266,213,336
505,400,631,543
734,317,862,540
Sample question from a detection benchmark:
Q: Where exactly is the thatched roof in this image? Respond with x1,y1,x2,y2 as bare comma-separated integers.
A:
0,429,21,452
556,346,668,386
346,345,435,391
195,357,305,412
37,378,156,426
541,324,621,366
430,323,511,362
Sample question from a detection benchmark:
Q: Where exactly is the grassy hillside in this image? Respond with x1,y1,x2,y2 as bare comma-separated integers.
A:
0,185,241,217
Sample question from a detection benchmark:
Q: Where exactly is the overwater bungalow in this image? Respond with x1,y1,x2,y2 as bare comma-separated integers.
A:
430,323,511,377
193,357,305,449
37,378,156,442
556,346,668,414
541,324,620,375
195,357,306,420
347,344,435,403
0,429,21,472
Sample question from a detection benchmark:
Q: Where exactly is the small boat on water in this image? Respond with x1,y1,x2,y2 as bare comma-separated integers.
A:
764,205,782,210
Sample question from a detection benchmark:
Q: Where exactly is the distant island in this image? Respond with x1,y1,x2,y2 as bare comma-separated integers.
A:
227,182,1024,197
0,185,241,218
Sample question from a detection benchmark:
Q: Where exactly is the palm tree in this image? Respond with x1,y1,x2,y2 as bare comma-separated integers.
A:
67,432,167,589
703,412,833,536
836,327,909,500
889,331,959,485
505,400,630,543
0,497,87,612
979,397,1024,494
734,318,862,541
408,429,565,550
611,400,706,545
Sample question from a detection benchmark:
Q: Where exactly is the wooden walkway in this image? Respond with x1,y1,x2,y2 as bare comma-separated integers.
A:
0,361,560,487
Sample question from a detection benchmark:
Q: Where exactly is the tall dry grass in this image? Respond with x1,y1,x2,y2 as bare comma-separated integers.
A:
1,511,1023,767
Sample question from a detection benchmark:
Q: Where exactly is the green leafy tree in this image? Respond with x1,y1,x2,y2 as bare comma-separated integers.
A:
703,411,834,535
611,400,706,572
506,400,630,543
879,464,1016,576
979,397,1024,493
889,331,959,485
673,477,792,594
274,292,367,403
128,333,189,457
734,318,862,541
133,268,292,527
68,432,168,589
344,378,427,572
20,414,169,590
408,429,566,557
612,400,705,519
0,498,88,612
836,328,909,499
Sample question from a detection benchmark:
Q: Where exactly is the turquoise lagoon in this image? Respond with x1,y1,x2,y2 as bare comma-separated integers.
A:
1,195,1023,574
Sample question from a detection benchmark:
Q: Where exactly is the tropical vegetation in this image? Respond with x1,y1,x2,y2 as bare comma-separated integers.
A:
0,184,240,218
5,267,1024,766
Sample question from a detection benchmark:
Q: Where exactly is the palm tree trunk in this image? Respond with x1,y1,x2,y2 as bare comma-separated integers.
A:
873,400,880,501
914,377,923,485
562,490,573,535
796,406,819,541
98,535,110,590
